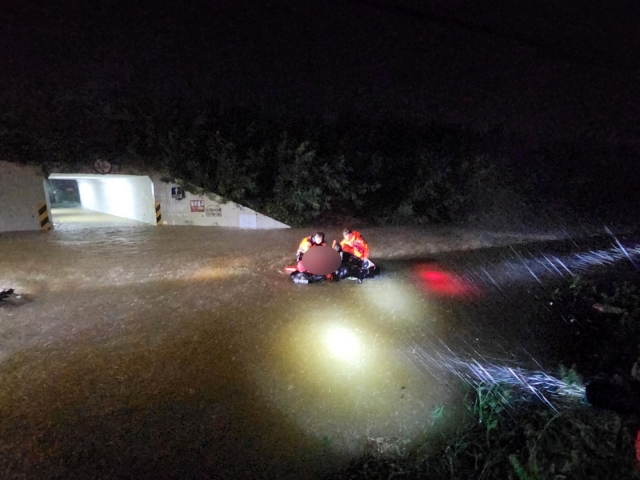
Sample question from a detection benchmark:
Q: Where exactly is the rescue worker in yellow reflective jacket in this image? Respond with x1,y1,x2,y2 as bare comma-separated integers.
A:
296,232,326,265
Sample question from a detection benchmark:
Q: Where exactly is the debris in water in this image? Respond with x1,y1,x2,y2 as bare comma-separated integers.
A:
0,288,15,303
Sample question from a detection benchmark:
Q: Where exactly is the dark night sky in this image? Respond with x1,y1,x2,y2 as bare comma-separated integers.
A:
2,0,640,145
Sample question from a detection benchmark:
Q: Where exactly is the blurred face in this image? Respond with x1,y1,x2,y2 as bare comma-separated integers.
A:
343,232,353,241
314,234,324,244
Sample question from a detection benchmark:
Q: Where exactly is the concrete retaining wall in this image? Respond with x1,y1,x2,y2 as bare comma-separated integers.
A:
0,161,288,232
0,161,50,233
152,179,289,229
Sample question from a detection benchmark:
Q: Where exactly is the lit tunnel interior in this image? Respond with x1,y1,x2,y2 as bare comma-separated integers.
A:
46,173,157,227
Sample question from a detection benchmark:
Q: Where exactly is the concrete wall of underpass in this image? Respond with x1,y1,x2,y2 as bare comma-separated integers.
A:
0,161,287,231
0,161,50,233
152,178,289,229
76,176,156,225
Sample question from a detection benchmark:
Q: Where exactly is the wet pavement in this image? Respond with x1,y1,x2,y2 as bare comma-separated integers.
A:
0,222,636,478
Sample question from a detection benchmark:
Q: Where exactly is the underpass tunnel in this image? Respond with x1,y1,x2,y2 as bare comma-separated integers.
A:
46,174,157,228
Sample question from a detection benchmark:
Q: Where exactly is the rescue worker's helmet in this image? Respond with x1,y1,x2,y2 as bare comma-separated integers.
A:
314,232,325,244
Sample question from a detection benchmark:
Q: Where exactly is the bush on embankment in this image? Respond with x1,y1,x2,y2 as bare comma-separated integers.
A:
329,378,639,480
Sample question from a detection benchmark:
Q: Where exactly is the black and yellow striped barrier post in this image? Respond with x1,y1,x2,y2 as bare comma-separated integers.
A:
37,202,52,231
155,202,162,225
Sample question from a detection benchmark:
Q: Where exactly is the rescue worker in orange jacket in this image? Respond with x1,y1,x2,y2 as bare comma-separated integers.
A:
296,232,326,263
339,229,369,260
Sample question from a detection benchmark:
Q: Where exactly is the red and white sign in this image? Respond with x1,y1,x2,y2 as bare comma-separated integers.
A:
190,200,205,212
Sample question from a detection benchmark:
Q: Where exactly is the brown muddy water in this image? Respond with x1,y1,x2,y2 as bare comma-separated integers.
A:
0,212,608,479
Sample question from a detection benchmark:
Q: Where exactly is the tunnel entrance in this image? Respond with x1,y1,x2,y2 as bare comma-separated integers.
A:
46,174,157,229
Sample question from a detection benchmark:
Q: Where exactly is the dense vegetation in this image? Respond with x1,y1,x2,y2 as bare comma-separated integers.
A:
0,90,502,226
4,91,638,227
2,0,639,227
330,378,639,480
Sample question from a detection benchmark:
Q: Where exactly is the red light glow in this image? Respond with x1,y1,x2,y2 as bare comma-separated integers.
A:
414,263,479,298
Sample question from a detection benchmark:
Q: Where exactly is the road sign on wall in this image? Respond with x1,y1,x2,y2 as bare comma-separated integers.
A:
190,200,205,212
171,187,184,199
206,205,222,217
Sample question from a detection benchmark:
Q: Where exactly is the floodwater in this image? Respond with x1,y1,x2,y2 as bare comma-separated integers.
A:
0,215,635,479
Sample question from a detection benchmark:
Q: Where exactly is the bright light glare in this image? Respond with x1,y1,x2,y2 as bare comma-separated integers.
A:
325,327,361,362
78,178,135,219
74,176,155,224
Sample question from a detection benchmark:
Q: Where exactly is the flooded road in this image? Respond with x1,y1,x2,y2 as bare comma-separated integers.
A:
0,222,635,478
